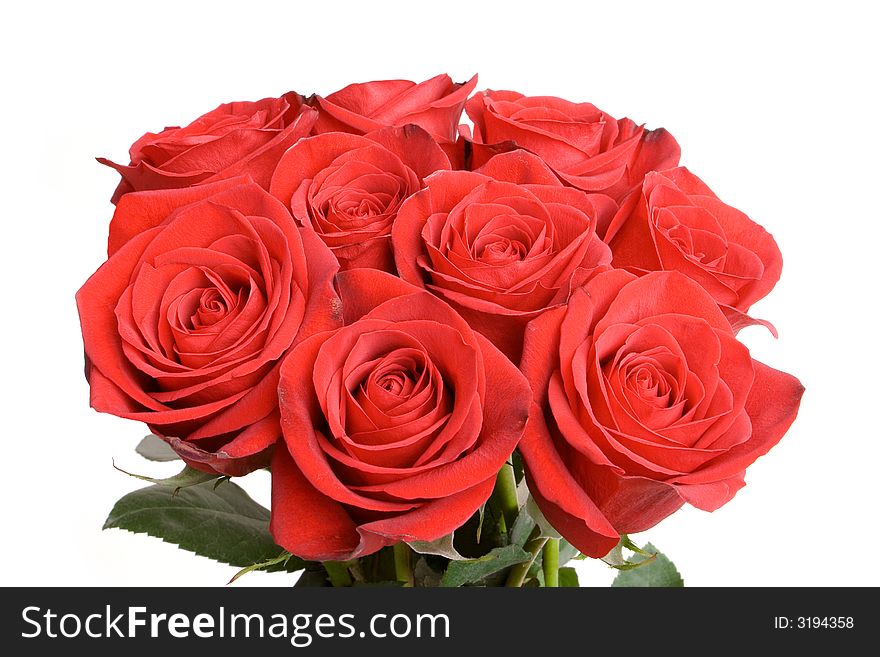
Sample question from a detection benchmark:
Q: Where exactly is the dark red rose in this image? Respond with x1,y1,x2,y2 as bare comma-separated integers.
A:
465,90,680,202
270,269,530,561
312,74,477,145
99,93,317,203
605,167,783,332
269,125,450,272
76,178,340,475
519,270,803,557
392,149,616,362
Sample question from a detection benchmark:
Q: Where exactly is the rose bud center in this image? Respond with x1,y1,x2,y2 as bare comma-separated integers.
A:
315,164,406,231
655,206,728,269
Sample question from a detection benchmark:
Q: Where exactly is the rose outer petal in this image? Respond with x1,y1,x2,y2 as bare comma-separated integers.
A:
673,361,804,486
108,176,250,256
270,446,362,562
520,403,620,558
336,269,425,324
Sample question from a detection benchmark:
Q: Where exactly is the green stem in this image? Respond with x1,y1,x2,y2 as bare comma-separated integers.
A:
505,527,548,587
492,463,520,531
323,561,353,587
393,543,413,586
369,552,381,582
543,538,560,587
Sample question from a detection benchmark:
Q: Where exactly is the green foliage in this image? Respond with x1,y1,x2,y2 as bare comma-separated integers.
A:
104,480,304,573
558,567,580,587
611,542,683,587
440,545,532,587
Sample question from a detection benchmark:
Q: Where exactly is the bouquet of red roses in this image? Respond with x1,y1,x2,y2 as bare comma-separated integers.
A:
76,74,803,587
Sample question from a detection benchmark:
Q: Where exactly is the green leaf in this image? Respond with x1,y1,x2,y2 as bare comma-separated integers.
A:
530,569,544,587
620,534,653,557
611,542,683,587
440,544,531,587
559,567,580,587
229,551,301,583
511,532,583,576
475,503,487,543
602,534,659,570
113,461,223,496
135,434,180,462
408,533,465,560
104,480,301,570
509,509,536,548
606,548,657,572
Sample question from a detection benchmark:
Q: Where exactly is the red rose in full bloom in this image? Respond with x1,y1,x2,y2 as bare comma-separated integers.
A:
313,74,478,145
269,125,450,272
270,269,530,561
605,167,783,332
75,178,340,475
519,270,803,557
99,93,317,203
392,149,616,362
465,90,680,202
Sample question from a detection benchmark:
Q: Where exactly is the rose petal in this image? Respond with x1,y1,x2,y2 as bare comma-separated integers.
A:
520,403,620,557
270,446,361,561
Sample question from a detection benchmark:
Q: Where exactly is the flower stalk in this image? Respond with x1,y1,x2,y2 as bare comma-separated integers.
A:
543,538,560,587
323,561,353,587
505,527,548,587
393,543,413,586
492,463,520,532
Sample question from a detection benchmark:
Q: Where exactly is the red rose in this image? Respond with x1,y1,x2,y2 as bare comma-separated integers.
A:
270,269,530,561
392,149,616,362
465,90,680,202
519,270,803,557
313,74,478,145
269,125,450,272
99,93,317,203
75,178,340,475
605,167,783,332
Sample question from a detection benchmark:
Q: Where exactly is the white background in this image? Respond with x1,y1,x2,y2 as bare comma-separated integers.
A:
1,0,877,587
